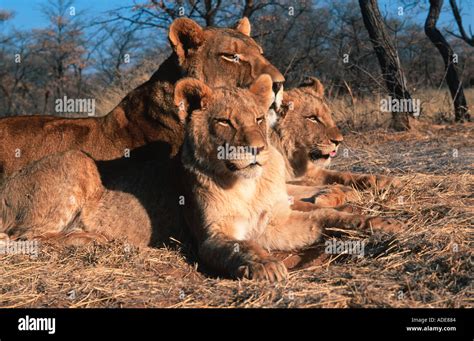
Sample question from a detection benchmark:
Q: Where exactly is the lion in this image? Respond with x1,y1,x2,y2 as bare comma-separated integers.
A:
0,148,183,247
0,151,104,242
0,146,188,247
0,17,284,179
0,75,404,281
175,75,403,281
273,77,401,209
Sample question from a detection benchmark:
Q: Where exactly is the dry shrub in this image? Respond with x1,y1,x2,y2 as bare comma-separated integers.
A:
331,88,474,133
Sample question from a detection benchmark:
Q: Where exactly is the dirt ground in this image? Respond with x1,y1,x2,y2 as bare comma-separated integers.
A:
0,121,472,308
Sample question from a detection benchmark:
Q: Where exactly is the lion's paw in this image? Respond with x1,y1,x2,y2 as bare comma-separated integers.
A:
366,217,405,233
238,258,288,282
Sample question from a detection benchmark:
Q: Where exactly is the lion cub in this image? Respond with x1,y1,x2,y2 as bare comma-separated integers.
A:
0,75,403,282
275,78,401,209
174,75,403,281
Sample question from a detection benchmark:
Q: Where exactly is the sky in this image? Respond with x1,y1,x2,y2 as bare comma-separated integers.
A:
0,0,122,30
0,0,472,32
0,0,124,31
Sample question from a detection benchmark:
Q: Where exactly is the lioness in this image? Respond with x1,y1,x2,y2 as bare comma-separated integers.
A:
276,78,400,209
175,75,402,281
278,77,400,188
0,75,403,281
0,17,284,178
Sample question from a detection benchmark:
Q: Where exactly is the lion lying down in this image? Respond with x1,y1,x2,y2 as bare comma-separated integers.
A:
0,17,284,179
278,77,400,210
0,75,404,281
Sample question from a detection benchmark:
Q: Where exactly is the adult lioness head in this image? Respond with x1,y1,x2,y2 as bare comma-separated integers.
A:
175,74,274,180
168,17,284,106
0,17,285,177
272,77,343,177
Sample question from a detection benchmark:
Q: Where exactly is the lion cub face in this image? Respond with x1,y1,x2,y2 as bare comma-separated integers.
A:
276,77,343,170
169,18,284,108
175,75,275,180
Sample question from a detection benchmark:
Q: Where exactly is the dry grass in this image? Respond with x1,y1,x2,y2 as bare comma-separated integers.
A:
0,95,472,308
332,88,474,132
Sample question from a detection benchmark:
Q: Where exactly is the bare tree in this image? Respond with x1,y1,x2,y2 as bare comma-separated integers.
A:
2,0,474,121
358,0,414,131
447,0,474,47
425,0,470,122
102,0,236,30
0,9,47,117
35,0,88,104
94,24,141,88
242,0,277,18
0,10,14,44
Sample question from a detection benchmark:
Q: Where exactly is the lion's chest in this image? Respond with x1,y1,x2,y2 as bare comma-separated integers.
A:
219,162,290,241
232,178,258,202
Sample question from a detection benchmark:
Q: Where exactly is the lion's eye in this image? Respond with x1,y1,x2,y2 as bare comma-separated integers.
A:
307,116,321,124
221,53,240,63
216,118,231,127
256,116,265,125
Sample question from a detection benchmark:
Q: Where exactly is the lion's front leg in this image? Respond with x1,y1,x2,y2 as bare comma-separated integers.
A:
305,168,401,190
312,208,405,234
255,209,404,252
198,231,288,282
255,210,326,251
287,183,357,208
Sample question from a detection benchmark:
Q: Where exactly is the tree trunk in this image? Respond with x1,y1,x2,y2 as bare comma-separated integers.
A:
425,0,470,122
359,0,413,131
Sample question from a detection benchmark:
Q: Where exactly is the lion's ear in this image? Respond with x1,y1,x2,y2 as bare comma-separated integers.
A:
299,76,324,97
234,17,251,36
249,74,274,110
169,18,205,64
174,78,213,122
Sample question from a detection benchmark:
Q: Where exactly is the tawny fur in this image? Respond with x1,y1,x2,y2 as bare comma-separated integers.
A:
0,17,284,178
176,76,403,281
0,77,404,282
275,78,401,209
0,150,184,248
0,151,103,240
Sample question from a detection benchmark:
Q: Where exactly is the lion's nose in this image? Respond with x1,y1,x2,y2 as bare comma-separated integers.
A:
331,139,341,146
272,82,283,95
263,63,285,83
